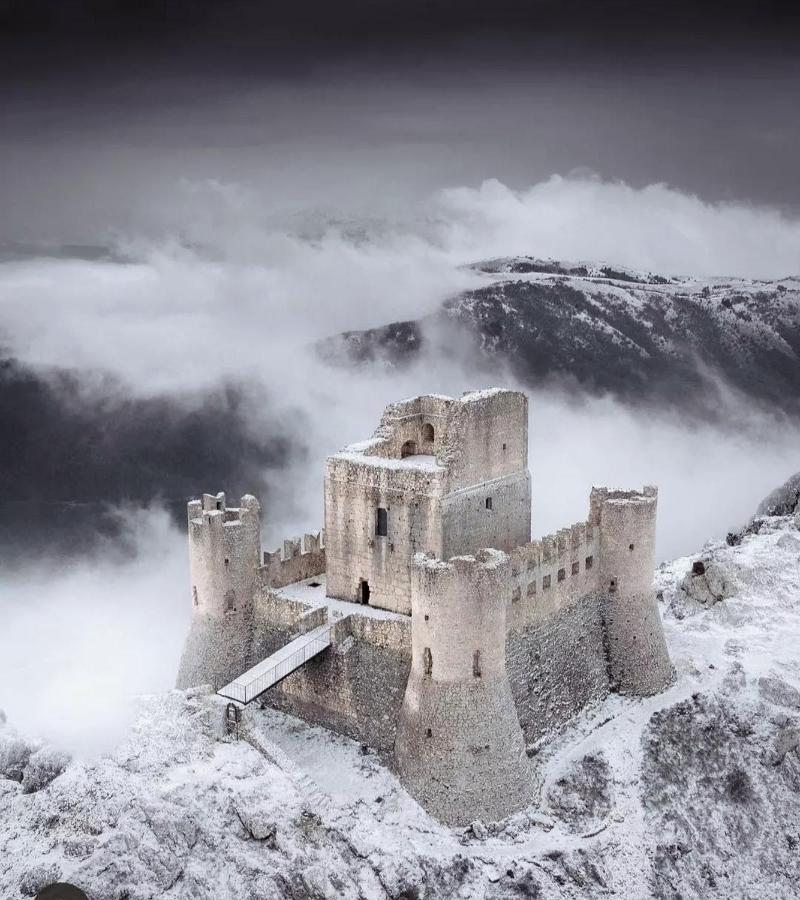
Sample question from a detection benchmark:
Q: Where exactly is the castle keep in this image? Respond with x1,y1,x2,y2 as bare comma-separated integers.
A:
177,388,673,826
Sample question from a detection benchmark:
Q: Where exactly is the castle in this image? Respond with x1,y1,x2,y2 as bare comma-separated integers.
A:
177,388,673,826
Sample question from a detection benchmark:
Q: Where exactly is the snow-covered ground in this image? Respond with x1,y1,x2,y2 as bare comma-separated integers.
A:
2,514,800,899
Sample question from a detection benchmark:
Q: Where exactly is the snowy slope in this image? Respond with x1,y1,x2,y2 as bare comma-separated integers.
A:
2,511,800,899
319,257,800,419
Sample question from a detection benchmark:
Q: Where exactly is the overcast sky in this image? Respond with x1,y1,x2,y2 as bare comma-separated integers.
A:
1,0,799,247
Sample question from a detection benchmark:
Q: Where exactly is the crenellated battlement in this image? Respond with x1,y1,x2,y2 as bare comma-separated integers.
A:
259,530,326,589
187,492,261,528
507,518,600,628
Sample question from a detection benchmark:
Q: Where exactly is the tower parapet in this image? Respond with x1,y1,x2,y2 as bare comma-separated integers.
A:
592,486,673,694
394,549,533,826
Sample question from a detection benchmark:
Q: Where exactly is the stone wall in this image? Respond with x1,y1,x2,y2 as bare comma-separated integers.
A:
507,521,601,629
502,519,608,744
442,470,532,558
260,611,412,752
260,532,326,589
440,389,529,494
324,456,444,613
506,597,608,746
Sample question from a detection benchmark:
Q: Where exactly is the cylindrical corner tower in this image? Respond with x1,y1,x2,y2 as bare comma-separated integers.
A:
594,487,673,695
394,549,533,826
176,492,262,690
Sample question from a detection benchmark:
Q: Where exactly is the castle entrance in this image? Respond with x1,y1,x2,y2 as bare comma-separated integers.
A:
360,580,371,605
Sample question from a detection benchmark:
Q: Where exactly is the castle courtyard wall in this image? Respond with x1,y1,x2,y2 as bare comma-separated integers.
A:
503,521,609,744
255,601,412,752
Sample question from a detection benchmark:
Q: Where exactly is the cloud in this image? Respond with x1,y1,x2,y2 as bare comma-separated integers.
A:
0,356,298,558
434,176,800,278
0,507,188,755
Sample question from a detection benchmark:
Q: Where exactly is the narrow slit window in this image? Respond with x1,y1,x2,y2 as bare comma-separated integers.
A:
585,555,594,570
376,507,388,537
485,497,493,510
473,650,482,678
542,574,551,590
557,568,566,582
424,647,433,676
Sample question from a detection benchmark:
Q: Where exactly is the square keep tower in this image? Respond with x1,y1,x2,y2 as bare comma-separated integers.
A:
324,389,532,614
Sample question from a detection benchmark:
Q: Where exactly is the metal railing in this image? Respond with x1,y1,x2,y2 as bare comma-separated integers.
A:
218,625,331,705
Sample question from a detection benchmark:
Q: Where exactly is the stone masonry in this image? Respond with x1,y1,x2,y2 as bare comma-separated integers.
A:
176,388,674,827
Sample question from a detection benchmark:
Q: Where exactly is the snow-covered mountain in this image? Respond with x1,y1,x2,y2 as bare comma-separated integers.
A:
2,484,800,899
319,258,800,419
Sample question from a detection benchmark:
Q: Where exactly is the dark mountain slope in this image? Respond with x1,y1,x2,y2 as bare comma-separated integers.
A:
319,258,800,418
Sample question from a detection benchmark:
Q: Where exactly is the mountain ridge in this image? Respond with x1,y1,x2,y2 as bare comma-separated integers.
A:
319,257,800,419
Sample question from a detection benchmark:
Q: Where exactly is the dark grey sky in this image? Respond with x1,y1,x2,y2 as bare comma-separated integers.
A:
1,0,799,245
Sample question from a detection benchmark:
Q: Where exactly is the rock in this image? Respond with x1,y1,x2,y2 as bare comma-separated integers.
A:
546,754,612,834
469,820,488,840
0,729,35,782
759,677,800,710
678,559,736,607
21,747,71,794
763,728,800,766
19,863,61,896
756,472,800,518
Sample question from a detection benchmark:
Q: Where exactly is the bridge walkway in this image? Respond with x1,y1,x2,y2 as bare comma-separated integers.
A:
217,622,332,705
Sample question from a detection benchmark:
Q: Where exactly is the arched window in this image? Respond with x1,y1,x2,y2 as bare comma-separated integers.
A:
401,440,417,458
485,497,493,510
422,423,435,443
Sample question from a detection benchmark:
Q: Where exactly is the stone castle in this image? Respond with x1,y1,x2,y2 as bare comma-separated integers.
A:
177,388,673,826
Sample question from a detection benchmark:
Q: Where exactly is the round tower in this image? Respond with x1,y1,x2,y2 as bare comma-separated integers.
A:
177,492,262,690
187,492,261,619
394,549,533,826
593,486,673,695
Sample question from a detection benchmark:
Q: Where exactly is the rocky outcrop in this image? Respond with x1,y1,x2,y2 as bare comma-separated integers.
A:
756,471,800,518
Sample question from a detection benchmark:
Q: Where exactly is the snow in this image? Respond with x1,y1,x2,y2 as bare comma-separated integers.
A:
277,575,409,622
459,387,506,402
333,450,443,472
2,515,800,898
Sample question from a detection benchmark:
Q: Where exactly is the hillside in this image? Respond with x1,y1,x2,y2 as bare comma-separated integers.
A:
319,258,800,419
